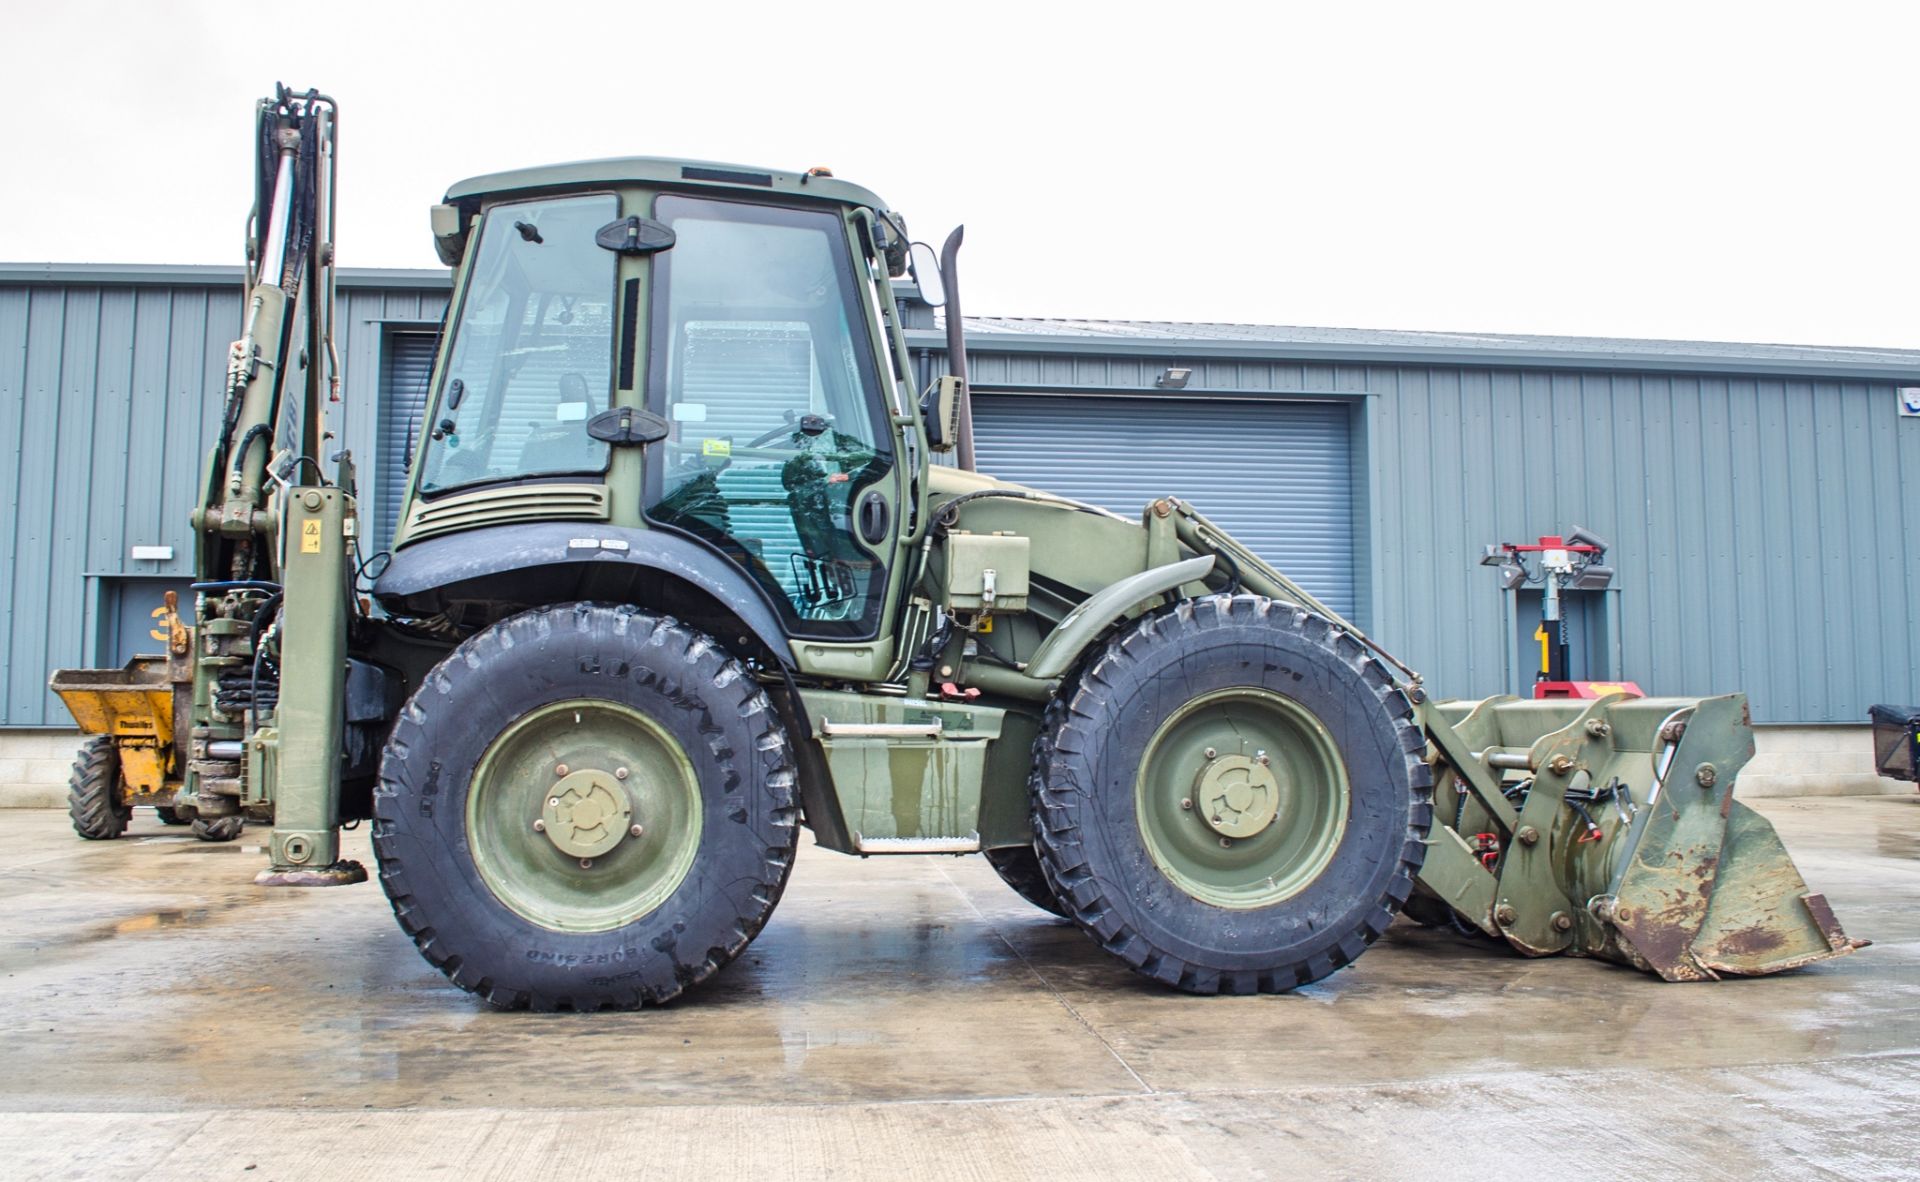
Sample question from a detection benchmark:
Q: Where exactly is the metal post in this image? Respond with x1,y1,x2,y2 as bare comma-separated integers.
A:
257,485,364,886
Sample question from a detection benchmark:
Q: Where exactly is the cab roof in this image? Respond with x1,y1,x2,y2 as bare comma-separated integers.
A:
444,156,891,212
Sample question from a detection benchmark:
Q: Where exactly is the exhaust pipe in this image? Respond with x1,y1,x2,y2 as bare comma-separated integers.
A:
938,226,974,471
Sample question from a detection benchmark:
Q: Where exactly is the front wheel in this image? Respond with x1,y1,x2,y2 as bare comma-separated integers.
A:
1033,595,1432,994
373,603,799,1011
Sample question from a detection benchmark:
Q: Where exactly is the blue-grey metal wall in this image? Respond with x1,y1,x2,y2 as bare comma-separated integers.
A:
962,348,1920,724
971,393,1358,619
4,264,1915,727
0,269,446,726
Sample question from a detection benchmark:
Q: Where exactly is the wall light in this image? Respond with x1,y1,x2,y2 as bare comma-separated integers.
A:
1156,367,1192,389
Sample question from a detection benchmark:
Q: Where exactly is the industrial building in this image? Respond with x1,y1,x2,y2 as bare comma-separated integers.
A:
3,260,1917,790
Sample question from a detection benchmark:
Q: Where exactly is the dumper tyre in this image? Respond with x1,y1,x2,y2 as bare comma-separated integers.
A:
67,735,130,840
192,815,243,842
373,603,799,1011
154,806,189,826
1032,594,1432,994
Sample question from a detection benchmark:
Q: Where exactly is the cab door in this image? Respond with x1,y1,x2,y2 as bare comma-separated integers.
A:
642,195,905,652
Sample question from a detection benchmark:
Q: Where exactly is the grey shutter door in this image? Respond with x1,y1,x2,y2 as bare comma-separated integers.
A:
378,331,439,550
970,394,1356,619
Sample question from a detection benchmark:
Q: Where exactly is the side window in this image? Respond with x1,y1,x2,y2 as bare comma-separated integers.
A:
645,196,895,638
419,194,617,493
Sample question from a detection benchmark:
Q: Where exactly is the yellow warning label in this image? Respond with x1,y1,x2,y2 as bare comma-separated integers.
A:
702,438,732,457
300,518,323,553
976,615,994,633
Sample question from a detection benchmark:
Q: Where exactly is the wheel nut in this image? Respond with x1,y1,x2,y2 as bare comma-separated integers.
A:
579,857,594,869
555,765,568,777
1552,912,1573,932
630,824,644,838
1219,837,1232,848
548,797,559,807
615,767,630,781
532,819,547,833
1495,904,1518,926
1517,825,1540,846
1180,798,1194,810
1204,748,1217,760
1256,751,1270,767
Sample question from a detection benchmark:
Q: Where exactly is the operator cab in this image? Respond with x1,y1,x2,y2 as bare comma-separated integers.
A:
383,158,920,648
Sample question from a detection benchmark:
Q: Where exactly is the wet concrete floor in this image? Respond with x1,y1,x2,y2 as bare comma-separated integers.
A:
1,794,1916,1180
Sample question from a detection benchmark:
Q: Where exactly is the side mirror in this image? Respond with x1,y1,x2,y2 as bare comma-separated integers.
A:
920,375,962,452
909,242,946,307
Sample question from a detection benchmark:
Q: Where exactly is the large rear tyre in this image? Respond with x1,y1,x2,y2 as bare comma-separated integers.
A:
984,847,1068,918
373,603,799,1011
67,735,130,841
1033,595,1431,994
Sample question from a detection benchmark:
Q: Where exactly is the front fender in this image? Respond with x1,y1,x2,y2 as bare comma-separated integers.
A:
1024,554,1216,681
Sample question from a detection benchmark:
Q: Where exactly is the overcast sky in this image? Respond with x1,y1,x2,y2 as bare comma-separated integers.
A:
1,2,1913,347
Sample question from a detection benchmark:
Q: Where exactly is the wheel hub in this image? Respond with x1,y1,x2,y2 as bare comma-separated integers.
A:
1193,754,1281,838
540,770,634,859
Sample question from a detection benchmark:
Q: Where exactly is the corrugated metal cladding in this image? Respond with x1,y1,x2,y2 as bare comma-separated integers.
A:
377,331,439,547
961,349,1920,724
5,264,1918,728
971,393,1356,619
0,272,446,725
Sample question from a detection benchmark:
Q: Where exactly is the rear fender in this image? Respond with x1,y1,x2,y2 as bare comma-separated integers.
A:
373,522,792,664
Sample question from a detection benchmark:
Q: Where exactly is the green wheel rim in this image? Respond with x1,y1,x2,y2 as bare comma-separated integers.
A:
467,698,703,933
1135,687,1349,910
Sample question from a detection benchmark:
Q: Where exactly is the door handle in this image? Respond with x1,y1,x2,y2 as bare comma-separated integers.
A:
856,491,891,545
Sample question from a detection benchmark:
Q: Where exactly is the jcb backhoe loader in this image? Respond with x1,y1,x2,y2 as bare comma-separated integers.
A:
50,86,1864,1009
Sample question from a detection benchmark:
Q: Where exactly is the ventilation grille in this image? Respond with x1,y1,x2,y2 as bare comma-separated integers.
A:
403,484,609,544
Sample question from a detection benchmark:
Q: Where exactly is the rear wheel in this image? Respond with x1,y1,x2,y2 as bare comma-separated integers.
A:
1033,595,1431,994
374,603,799,1011
67,736,130,840
984,847,1067,918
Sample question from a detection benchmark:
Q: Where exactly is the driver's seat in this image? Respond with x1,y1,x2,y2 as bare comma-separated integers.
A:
519,373,599,474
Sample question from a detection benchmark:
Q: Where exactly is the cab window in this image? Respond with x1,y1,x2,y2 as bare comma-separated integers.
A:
419,194,617,493
644,196,895,638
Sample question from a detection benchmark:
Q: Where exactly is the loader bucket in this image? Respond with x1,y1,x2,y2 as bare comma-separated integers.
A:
1414,692,1865,980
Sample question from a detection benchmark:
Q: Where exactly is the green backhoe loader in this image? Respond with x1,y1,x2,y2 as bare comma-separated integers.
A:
50,86,1864,1009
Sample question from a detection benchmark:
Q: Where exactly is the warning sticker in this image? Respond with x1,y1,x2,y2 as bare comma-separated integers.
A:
300,518,323,553
702,438,732,457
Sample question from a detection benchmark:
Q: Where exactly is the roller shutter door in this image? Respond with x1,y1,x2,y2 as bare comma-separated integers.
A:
377,330,439,550
971,394,1355,618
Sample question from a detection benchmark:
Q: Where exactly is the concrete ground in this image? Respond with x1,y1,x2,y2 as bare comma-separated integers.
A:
1,796,1916,1182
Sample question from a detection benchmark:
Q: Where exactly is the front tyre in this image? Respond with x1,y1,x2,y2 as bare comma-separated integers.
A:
1033,595,1432,994
373,604,799,1011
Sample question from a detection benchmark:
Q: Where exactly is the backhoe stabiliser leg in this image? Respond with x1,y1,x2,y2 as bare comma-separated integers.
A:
256,486,365,888
1412,693,1866,978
